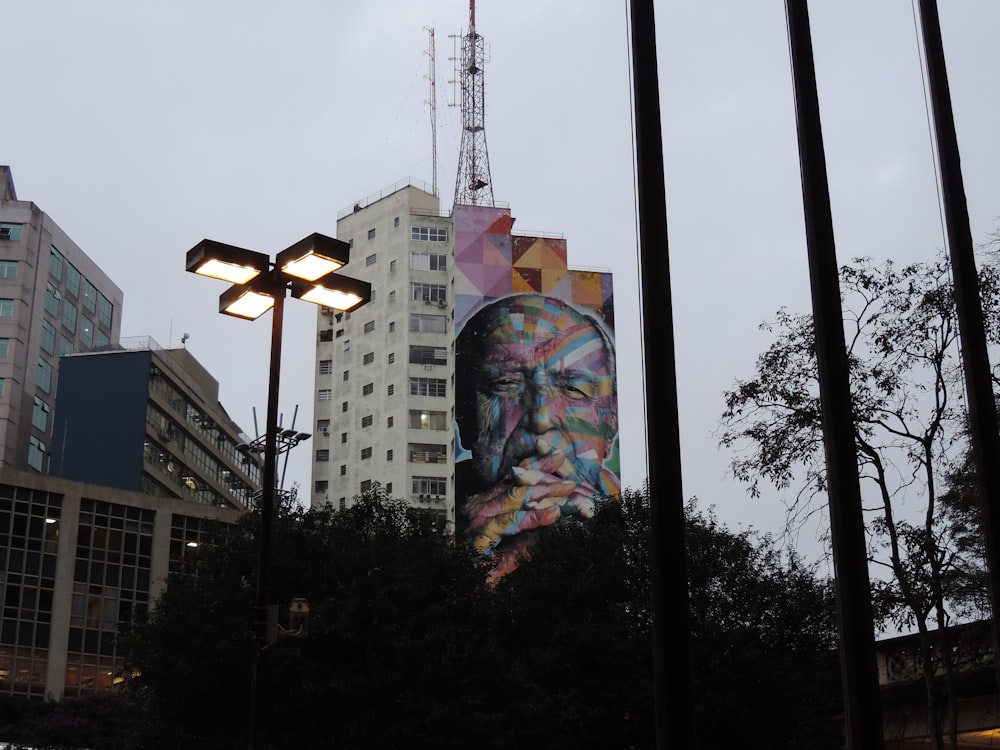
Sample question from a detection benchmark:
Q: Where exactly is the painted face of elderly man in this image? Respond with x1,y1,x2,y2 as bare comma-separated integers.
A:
455,294,620,575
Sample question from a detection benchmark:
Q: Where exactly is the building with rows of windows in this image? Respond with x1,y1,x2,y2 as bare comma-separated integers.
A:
0,166,124,474
310,178,617,534
311,181,454,524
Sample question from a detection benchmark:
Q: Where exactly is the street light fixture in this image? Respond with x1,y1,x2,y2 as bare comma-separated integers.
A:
186,232,369,750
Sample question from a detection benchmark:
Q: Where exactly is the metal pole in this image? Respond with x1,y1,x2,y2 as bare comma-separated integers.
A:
249,291,284,750
784,2,884,747
915,0,1000,681
628,1,698,747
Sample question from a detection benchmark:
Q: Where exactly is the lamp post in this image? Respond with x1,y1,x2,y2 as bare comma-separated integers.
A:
186,233,370,750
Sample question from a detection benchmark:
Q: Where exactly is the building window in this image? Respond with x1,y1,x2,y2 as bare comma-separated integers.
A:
410,252,448,271
28,436,46,471
362,415,373,428
336,328,345,338
362,383,374,396
370,289,376,302
316,450,330,462
0,298,14,317
343,370,349,381
81,280,98,313
341,432,347,444
0,378,5,397
315,480,328,493
40,322,56,355
318,388,332,401
0,338,8,357
387,384,395,396
343,340,351,351
367,229,376,240
95,330,110,350
394,216,400,227
360,480,372,493
386,482,393,494
386,450,393,461
387,352,395,365
319,329,334,342
410,283,447,304
341,401,348,413
79,317,94,348
361,447,372,460
409,346,447,366
366,253,377,266
388,290,396,303
319,359,333,374
0,261,18,279
65,263,81,297
317,419,330,432
411,226,448,242
340,465,347,476
58,335,74,357
410,313,448,333
98,294,113,328
390,260,397,272
388,320,396,332
62,300,77,332
409,377,447,397
32,397,50,431
363,320,375,334
409,410,447,430
387,416,394,428
0,222,23,241
37,359,53,393
45,284,60,317
409,443,447,463
363,352,374,365
412,476,447,496
49,247,64,280
339,497,346,510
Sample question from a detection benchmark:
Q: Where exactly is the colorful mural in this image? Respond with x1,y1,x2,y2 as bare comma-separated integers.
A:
453,205,619,577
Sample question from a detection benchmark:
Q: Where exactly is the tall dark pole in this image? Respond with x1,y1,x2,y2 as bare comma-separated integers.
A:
249,292,284,750
915,0,1000,676
784,2,884,747
629,1,698,747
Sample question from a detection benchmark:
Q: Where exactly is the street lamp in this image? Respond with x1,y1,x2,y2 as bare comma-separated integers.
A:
186,232,370,750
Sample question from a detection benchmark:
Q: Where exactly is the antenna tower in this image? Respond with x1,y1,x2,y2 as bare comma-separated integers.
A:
454,0,494,207
425,26,438,197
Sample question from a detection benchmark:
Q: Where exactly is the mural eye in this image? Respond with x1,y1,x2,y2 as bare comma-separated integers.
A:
490,375,524,395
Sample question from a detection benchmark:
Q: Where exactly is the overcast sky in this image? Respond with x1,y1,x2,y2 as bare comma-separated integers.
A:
5,1,998,547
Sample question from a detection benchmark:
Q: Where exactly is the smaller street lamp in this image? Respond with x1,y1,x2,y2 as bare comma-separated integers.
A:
186,232,370,750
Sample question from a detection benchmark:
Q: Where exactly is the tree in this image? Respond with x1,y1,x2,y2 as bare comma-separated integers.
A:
719,252,1000,750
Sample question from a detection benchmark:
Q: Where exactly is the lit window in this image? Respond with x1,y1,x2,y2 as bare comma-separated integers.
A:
318,389,332,401
361,447,372,460
319,359,333,374
408,410,447,430
316,450,330,462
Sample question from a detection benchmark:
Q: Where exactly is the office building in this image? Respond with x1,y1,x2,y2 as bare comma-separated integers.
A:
49,339,262,511
0,166,124,474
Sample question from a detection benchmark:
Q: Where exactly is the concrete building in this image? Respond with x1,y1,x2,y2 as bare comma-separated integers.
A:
0,469,242,698
310,180,453,525
49,338,262,511
0,166,124,474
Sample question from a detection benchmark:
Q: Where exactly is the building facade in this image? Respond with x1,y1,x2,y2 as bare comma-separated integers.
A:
0,166,124,474
49,339,261,511
0,469,242,699
310,179,619,544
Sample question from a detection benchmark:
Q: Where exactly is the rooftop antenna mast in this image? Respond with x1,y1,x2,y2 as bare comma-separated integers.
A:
425,26,438,197
454,0,494,207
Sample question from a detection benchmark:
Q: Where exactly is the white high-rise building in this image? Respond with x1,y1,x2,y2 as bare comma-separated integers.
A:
310,180,455,527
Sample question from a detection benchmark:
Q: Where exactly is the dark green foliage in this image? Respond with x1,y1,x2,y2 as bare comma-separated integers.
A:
113,486,838,749
0,692,124,750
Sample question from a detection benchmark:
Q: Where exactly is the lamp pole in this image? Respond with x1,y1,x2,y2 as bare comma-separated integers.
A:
186,233,370,750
